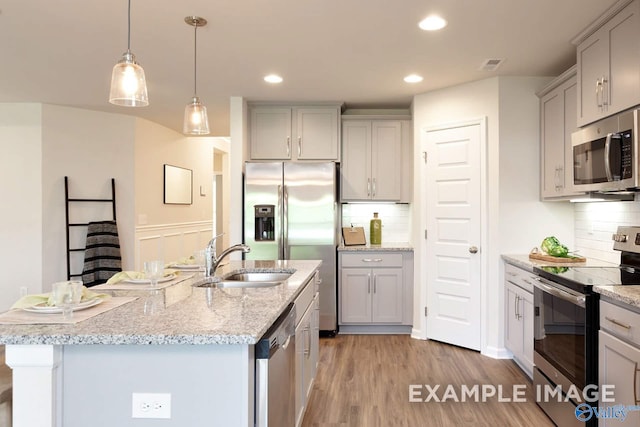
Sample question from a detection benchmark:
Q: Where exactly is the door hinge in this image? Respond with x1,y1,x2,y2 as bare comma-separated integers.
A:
424,229,427,240
424,306,428,317
422,151,427,164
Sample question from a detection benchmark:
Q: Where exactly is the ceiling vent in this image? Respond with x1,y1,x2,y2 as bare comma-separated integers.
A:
479,58,505,72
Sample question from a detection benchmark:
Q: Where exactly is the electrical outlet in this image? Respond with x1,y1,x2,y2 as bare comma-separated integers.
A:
132,393,171,419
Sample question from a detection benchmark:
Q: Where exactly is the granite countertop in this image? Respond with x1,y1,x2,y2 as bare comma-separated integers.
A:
0,259,320,346
338,242,413,252
594,286,640,310
502,254,618,272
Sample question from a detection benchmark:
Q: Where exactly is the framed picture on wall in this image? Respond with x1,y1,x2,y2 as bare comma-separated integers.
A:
163,164,193,205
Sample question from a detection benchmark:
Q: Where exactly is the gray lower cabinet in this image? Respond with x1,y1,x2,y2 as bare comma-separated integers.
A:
338,251,413,329
294,272,320,427
598,300,640,426
504,263,535,378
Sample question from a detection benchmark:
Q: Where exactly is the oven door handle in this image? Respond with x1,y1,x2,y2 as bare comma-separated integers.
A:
532,277,586,308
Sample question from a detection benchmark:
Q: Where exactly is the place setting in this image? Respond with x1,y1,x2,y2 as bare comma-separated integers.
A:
91,259,196,291
0,280,136,325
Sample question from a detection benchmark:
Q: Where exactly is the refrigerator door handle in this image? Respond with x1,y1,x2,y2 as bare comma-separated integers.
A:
277,184,284,258
283,185,289,260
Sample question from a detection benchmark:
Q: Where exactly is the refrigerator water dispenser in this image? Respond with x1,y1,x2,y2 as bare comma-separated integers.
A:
254,205,275,241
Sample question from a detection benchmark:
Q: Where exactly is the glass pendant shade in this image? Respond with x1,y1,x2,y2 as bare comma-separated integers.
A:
109,51,149,107
184,96,210,135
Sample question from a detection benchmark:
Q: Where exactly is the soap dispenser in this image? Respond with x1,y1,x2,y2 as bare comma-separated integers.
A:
370,212,382,245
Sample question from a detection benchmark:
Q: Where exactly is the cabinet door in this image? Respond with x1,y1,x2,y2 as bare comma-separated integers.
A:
520,289,534,377
504,283,523,357
341,121,372,200
607,0,640,115
295,305,312,427
577,30,609,126
296,108,339,160
311,293,319,378
371,268,403,323
340,267,372,323
250,107,292,160
540,89,565,198
599,331,640,427
371,121,402,200
540,75,580,199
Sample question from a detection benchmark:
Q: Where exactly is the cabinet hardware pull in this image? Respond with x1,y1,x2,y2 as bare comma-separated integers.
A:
367,178,371,196
303,326,311,357
523,279,532,285
362,258,383,262
596,78,602,108
298,136,301,157
372,178,376,197
287,137,291,158
602,76,609,108
605,316,631,330
367,273,371,294
507,272,517,277
634,362,640,404
514,295,520,320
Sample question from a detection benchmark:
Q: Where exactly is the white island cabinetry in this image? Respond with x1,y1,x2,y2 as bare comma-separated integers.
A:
1,260,321,427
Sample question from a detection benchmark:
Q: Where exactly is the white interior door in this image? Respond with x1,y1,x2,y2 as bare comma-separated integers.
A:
423,122,482,351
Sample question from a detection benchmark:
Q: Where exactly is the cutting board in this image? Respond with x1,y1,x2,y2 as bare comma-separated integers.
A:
529,252,586,263
342,227,366,246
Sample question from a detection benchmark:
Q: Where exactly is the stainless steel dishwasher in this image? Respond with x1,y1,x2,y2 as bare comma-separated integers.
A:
255,303,296,427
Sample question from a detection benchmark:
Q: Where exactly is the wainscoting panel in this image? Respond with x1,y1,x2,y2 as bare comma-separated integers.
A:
135,222,213,270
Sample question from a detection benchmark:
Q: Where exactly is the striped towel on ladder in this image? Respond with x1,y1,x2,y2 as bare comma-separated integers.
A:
82,221,122,287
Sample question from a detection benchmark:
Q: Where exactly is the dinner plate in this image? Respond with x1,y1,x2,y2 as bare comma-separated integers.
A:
122,273,177,284
168,264,203,271
23,298,103,314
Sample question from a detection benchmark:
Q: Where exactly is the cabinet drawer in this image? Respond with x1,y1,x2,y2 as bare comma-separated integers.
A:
294,274,317,326
504,264,535,294
601,300,640,347
341,252,403,268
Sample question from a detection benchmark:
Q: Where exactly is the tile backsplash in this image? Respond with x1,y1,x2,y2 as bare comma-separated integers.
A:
341,203,411,244
574,200,640,263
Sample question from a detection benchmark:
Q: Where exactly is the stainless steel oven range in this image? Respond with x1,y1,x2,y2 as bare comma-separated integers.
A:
532,226,640,427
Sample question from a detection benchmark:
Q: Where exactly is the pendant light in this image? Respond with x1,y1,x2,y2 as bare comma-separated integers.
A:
183,16,210,135
109,0,149,107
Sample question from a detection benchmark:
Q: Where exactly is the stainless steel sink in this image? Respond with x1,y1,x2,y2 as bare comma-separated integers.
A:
192,271,292,289
224,272,292,282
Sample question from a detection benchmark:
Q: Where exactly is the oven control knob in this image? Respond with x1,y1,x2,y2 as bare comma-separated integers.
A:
612,234,628,243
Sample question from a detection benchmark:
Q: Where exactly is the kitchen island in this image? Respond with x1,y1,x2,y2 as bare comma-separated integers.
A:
0,259,321,427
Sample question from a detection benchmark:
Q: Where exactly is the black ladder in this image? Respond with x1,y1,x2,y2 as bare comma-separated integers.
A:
64,176,117,280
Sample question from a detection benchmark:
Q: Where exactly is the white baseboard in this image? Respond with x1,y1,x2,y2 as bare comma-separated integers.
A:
482,345,513,359
410,327,424,340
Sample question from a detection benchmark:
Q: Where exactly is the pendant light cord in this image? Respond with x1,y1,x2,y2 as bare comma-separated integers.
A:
193,23,198,96
126,0,132,52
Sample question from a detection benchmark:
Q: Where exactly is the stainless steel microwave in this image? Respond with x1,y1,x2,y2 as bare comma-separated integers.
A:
571,109,639,192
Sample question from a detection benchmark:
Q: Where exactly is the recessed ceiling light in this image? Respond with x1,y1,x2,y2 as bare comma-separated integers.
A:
404,74,423,83
418,15,447,31
264,74,283,84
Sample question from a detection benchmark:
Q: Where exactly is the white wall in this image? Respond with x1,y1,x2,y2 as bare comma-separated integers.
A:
0,104,43,311
412,76,574,357
41,104,136,287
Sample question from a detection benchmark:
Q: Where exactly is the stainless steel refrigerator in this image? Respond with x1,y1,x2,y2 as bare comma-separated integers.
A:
244,161,338,333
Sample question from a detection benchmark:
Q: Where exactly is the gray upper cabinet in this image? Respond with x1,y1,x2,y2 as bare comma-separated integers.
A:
538,67,584,200
249,105,340,161
341,119,408,201
575,0,640,127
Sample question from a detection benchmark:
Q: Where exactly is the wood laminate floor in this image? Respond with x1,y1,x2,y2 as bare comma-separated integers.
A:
302,335,555,427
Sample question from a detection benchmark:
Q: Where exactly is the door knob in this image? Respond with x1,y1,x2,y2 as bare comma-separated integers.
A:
469,246,478,254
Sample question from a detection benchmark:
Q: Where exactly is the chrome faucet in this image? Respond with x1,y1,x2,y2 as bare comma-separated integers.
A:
204,234,251,276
